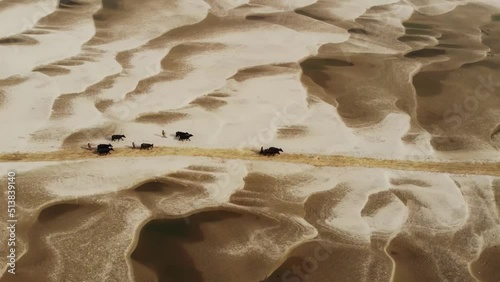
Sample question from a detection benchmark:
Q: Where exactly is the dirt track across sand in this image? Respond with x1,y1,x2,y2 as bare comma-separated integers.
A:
1,147,498,176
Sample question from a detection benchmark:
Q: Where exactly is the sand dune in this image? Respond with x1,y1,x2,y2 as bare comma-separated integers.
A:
1,0,500,281
1,157,499,281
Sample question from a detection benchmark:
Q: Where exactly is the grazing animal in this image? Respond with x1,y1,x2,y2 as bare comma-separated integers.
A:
97,144,113,149
96,147,114,155
111,134,126,141
260,146,282,156
178,133,193,141
140,143,154,150
175,131,188,138
269,147,283,154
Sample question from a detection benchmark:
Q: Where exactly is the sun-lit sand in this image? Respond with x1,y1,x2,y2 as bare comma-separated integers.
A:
1,0,500,281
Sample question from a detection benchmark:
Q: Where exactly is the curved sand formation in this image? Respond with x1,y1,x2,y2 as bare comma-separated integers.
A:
1,157,499,281
1,0,500,281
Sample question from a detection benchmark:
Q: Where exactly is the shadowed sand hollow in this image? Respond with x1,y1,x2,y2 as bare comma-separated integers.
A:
131,209,289,282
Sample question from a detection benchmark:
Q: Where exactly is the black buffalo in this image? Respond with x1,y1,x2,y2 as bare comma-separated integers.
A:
97,144,113,149
140,143,154,150
269,147,283,154
175,131,188,138
177,133,193,141
111,134,126,141
260,147,283,156
96,147,114,155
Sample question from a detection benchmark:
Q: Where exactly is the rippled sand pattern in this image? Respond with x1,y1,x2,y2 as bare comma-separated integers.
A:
1,0,500,281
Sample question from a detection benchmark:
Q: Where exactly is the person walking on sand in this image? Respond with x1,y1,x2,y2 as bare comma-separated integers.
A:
162,130,166,138
132,142,135,149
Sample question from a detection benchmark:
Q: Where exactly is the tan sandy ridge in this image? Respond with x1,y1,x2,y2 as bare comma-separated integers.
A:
0,147,498,176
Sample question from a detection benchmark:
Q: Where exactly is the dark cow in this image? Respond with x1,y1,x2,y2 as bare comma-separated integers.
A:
111,134,126,141
96,147,114,155
260,147,283,156
269,147,283,154
175,131,188,138
97,144,113,149
140,143,154,150
178,133,193,141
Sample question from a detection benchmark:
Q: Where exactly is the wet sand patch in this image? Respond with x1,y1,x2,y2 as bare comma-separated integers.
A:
55,59,86,66
33,65,71,76
361,191,400,217
403,22,433,29
84,74,120,96
94,99,114,112
404,48,447,58
348,28,368,35
0,35,37,45
189,96,227,111
61,123,119,147
277,125,308,139
301,58,354,69
207,92,230,98
50,93,77,119
167,170,218,183
390,178,431,187
135,112,188,124
59,0,84,8
186,165,226,173
230,63,299,82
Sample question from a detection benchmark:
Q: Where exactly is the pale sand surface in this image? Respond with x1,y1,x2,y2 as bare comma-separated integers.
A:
1,0,500,281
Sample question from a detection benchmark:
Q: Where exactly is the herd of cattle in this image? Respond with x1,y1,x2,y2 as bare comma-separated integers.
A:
90,131,283,156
